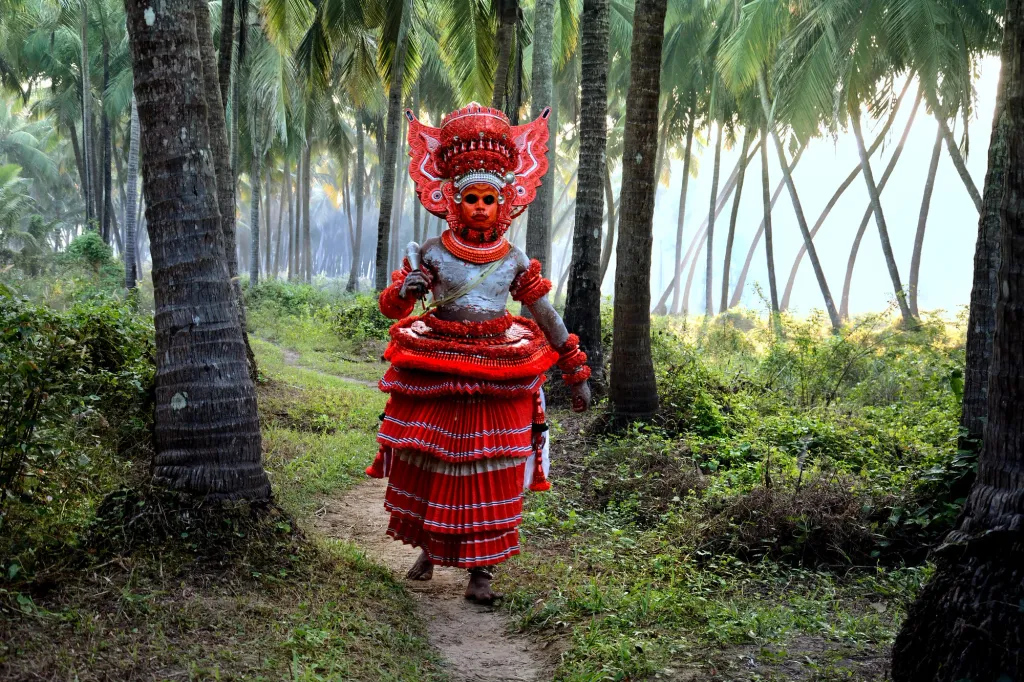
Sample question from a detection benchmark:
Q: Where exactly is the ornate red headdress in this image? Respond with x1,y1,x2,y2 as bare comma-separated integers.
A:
405,102,551,248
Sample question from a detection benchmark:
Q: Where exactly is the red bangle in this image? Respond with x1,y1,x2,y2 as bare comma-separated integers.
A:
562,364,591,385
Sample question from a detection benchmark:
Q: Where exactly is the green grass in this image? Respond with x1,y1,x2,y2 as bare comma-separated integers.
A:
1,327,439,682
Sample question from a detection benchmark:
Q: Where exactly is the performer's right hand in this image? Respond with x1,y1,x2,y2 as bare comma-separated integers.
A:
402,271,431,299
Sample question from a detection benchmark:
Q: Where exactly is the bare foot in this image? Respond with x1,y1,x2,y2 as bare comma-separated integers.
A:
464,569,503,604
406,550,434,581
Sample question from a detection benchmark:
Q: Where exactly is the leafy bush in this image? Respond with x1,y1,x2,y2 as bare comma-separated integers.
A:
0,285,154,576
331,294,392,342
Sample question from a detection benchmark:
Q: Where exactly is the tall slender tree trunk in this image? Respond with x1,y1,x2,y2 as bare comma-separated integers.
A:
100,35,112,244
759,123,779,319
347,118,365,292
124,97,140,290
217,0,234,114
670,115,695,314
80,0,94,228
374,15,408,291
757,73,840,332
262,169,272,276
656,142,766,314
291,154,301,281
720,130,751,312
230,0,247,278
893,6,1024,675
564,0,610,385
273,164,286,278
124,0,270,500
389,120,408,272
959,59,1011,450
704,122,724,317
69,122,89,214
610,0,667,421
491,0,518,110
302,144,312,282
927,95,984,213
525,0,556,275
909,126,944,317
249,157,261,286
850,107,914,326
836,96,922,319
783,89,921,312
599,160,617,285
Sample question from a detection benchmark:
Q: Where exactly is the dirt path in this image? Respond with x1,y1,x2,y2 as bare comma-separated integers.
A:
315,479,556,682
279,348,378,388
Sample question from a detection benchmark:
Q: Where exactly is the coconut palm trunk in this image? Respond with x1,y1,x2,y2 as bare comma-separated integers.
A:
124,96,139,290
290,154,300,280
564,0,610,384
80,0,94,227
347,118,365,292
908,126,943,317
892,7,1024,674
273,164,286,279
850,107,914,326
704,122,724,317
249,157,261,285
759,123,779,318
100,36,112,244
669,116,695,315
524,0,556,274
959,61,1010,450
783,89,922,313
374,11,408,291
757,72,840,332
599,160,618,286
610,0,668,421
217,0,234,114
302,143,312,282
720,130,751,312
124,0,270,500
491,0,518,110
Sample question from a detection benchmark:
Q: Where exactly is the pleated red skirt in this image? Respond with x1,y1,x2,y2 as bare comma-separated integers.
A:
384,449,527,567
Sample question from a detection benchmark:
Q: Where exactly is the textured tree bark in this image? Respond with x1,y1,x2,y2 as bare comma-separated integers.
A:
80,0,94,227
302,143,312,282
564,0,610,385
783,90,921,313
908,126,944,317
217,0,234,114
892,7,1024,675
850,107,915,326
374,19,408,291
389,120,408,273
670,115,695,315
720,130,751,313
525,0,556,275
100,35,112,244
610,0,667,421
124,0,270,500
759,124,779,319
347,118,365,292
249,157,261,285
757,73,840,332
704,123,724,317
959,61,1009,449
490,0,518,110
124,97,140,290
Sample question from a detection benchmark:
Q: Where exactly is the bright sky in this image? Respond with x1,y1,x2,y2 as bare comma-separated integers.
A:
597,56,1000,319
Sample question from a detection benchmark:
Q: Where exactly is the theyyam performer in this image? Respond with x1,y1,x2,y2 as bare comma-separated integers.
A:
364,102,592,603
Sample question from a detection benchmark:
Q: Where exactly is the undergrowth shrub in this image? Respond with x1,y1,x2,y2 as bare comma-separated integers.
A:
0,285,154,579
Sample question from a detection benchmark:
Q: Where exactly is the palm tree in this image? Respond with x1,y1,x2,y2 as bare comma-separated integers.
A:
124,0,270,500
347,115,365,291
123,96,139,289
703,119,723,317
719,129,751,312
908,126,944,317
563,0,609,385
893,5,1024,675
523,0,556,274
80,0,94,227
669,101,695,314
609,0,667,421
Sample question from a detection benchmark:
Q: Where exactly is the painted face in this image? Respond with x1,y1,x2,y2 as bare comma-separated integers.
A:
458,183,500,230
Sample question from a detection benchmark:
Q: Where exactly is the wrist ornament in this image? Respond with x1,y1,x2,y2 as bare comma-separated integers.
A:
510,259,552,306
378,259,418,319
556,334,591,385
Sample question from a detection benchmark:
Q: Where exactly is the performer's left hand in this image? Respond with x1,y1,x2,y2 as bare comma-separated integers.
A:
570,381,591,412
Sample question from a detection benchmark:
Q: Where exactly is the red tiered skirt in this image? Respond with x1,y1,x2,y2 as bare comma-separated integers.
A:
369,312,555,568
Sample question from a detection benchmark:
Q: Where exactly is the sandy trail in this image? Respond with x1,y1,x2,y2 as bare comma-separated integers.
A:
315,479,556,682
